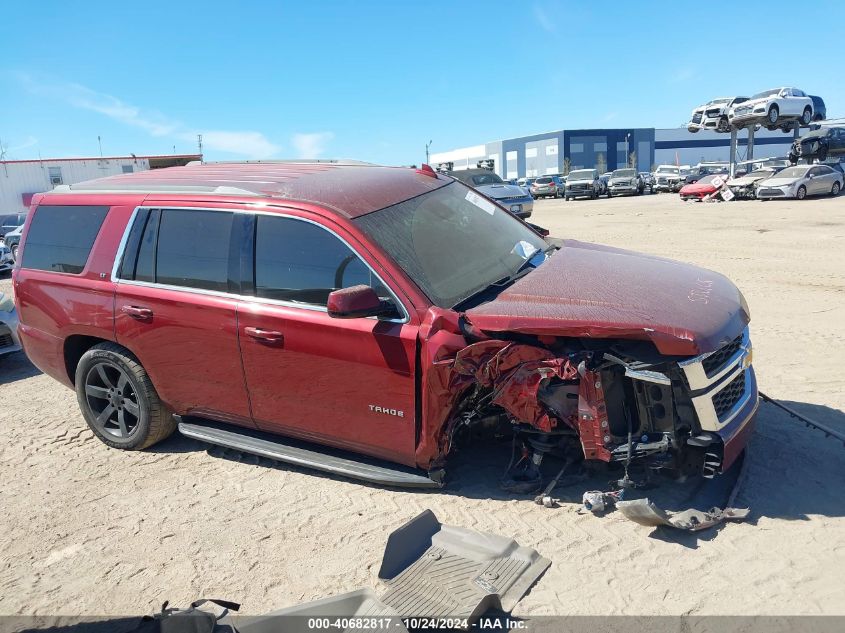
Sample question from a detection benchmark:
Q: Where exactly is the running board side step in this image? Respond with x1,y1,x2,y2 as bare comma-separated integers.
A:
176,420,442,489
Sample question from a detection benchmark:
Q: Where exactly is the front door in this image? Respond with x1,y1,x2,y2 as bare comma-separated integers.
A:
237,214,419,466
114,207,252,425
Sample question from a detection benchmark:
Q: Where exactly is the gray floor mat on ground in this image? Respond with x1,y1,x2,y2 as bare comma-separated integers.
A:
378,509,550,618
236,510,549,632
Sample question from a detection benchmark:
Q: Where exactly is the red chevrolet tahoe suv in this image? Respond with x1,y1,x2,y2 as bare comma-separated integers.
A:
12,161,758,488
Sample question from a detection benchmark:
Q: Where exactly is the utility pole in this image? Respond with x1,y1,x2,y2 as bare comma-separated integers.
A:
425,140,432,165
197,134,203,160
626,133,631,167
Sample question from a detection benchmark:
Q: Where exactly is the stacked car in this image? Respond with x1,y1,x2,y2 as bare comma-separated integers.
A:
790,127,845,164
687,88,826,134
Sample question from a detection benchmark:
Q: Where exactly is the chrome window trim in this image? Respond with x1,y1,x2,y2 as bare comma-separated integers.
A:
110,205,410,324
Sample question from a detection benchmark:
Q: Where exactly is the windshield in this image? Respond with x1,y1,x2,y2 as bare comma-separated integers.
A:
696,175,723,185
568,170,595,180
773,167,809,179
355,182,547,308
752,89,780,99
708,98,729,105
747,170,775,178
656,166,679,175
611,169,636,178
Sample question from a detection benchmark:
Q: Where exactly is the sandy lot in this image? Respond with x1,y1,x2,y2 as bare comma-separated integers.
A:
1,193,844,617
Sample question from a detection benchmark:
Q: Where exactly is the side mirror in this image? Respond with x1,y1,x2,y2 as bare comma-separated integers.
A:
327,285,398,319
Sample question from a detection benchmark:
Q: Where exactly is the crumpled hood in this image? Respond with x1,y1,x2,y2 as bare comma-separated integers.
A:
728,174,766,186
465,239,749,356
476,183,530,199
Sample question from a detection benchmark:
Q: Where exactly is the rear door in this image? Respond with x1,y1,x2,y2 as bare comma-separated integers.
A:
114,207,253,426
236,213,419,466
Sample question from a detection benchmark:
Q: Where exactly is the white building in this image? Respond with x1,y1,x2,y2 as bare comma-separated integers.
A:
0,154,200,214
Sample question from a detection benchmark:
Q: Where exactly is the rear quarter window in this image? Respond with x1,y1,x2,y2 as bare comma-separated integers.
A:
21,205,110,274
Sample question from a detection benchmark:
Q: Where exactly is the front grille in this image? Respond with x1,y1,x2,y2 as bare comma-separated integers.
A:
712,372,746,419
702,334,743,377
758,188,784,197
705,109,721,117
0,333,12,349
497,195,528,202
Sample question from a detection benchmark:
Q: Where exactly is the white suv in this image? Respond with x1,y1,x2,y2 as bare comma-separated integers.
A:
688,96,749,133
728,87,814,130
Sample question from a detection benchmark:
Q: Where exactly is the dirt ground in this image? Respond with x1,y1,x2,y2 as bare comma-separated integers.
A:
1,193,844,617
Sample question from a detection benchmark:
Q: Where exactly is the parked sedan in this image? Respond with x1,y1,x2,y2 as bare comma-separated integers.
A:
448,169,534,218
529,176,564,198
756,164,843,200
679,174,728,201
789,127,845,164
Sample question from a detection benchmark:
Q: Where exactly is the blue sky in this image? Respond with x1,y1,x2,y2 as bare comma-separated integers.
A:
1,0,842,165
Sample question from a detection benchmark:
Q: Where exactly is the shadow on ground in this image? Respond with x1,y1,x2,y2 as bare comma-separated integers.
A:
0,351,42,385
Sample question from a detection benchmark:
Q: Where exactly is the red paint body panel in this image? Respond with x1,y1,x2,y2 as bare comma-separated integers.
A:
67,162,449,219
114,284,253,425
465,239,749,356
237,300,419,466
679,180,722,198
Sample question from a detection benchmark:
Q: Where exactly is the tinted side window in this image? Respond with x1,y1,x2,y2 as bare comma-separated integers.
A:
255,216,387,306
155,209,233,291
22,205,109,274
134,210,160,283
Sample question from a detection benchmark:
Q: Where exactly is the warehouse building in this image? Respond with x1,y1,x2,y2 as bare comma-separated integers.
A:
430,126,796,179
0,154,201,214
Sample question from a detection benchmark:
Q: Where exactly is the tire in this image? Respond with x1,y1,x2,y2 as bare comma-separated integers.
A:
801,107,812,126
818,144,828,162
717,117,730,133
788,152,799,165
767,104,779,126
832,182,841,197
565,196,570,201
796,185,807,200
10,244,18,261
75,342,175,450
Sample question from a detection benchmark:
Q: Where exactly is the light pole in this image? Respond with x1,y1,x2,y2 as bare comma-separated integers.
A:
626,133,631,167
425,140,432,165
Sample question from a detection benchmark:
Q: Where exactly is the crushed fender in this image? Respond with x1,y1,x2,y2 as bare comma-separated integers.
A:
451,340,579,432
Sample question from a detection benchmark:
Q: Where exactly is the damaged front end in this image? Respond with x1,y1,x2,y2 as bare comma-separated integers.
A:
416,309,758,488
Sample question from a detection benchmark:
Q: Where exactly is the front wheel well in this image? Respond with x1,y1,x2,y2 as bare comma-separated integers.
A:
64,335,113,385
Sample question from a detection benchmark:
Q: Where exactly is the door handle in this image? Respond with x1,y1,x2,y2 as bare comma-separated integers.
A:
121,305,153,320
244,327,284,344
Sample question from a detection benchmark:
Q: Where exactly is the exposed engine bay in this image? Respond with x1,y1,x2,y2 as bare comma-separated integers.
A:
418,312,757,492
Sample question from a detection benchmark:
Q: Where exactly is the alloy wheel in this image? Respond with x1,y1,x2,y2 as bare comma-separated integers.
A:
84,361,141,438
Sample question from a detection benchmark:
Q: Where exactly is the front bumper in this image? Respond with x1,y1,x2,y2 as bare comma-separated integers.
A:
566,187,596,198
678,327,757,472
756,185,794,199
530,187,558,197
0,313,22,357
609,184,638,195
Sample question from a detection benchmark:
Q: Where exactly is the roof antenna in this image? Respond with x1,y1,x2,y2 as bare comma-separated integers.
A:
197,134,203,162
98,135,103,158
